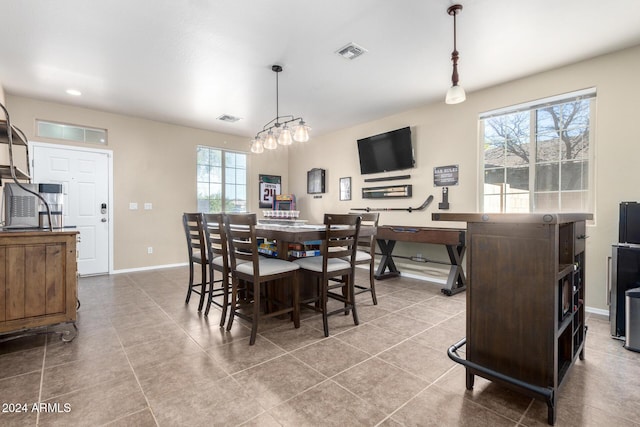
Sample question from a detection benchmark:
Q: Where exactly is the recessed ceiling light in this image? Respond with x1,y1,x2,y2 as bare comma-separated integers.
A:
217,114,241,123
335,42,367,60
66,89,82,96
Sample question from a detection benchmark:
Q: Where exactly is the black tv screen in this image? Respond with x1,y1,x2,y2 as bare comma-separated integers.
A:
357,127,414,175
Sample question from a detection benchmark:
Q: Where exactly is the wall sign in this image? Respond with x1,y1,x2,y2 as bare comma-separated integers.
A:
434,164,459,187
259,174,281,208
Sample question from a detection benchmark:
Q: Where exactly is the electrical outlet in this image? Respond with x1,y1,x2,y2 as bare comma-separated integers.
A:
147,247,153,254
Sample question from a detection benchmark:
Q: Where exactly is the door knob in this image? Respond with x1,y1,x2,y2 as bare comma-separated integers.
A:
101,218,107,222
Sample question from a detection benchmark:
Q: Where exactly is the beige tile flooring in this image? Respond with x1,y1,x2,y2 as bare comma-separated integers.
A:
1,266,639,426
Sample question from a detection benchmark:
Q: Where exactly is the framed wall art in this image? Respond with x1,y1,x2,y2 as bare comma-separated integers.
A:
259,174,281,208
340,177,351,201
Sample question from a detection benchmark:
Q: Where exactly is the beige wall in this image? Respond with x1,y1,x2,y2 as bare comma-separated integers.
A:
4,95,290,270
4,44,639,310
288,44,640,311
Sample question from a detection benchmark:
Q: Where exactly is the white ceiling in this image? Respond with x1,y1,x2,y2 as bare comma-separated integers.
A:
1,0,640,140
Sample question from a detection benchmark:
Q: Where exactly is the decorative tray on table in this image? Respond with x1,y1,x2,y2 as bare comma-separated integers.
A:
260,210,307,226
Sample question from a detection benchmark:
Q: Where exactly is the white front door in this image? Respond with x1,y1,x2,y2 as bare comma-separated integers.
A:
31,143,112,276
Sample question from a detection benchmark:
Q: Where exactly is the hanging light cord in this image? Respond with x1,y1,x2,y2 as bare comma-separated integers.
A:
450,6,460,87
275,67,279,125
255,65,305,138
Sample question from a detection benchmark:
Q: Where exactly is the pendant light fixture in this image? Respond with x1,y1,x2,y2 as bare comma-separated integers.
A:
250,65,310,154
445,4,466,105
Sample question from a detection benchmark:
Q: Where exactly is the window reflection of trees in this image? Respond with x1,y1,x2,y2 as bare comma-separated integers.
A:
483,99,591,212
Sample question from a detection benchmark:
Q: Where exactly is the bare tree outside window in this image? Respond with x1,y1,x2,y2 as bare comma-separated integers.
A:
482,95,594,213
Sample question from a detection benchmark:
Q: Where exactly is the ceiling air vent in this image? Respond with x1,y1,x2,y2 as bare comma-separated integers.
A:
335,42,367,60
217,114,241,123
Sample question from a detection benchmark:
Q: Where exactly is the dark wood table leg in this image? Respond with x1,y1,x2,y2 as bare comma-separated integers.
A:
441,244,467,296
374,239,400,279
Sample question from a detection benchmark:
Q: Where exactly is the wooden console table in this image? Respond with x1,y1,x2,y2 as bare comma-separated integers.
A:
374,225,466,295
0,230,78,340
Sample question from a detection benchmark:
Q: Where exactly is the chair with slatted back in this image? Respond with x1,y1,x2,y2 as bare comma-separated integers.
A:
351,212,379,304
225,213,301,345
294,213,361,337
202,213,232,326
182,212,208,311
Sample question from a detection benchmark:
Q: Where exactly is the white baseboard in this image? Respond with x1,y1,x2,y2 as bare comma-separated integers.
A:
394,271,447,285
586,306,609,316
112,262,188,274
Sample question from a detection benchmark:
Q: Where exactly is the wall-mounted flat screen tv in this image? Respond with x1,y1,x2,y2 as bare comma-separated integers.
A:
357,126,414,175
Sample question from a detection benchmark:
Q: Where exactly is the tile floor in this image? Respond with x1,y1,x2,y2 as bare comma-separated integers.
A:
1,267,639,426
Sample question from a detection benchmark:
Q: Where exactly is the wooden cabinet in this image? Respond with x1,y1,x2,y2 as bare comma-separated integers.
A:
0,231,78,335
433,213,591,426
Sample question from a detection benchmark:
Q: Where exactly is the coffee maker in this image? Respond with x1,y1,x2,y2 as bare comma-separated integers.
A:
37,183,64,229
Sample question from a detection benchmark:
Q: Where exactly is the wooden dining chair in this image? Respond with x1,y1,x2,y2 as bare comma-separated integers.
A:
225,213,301,345
202,213,232,326
351,212,379,305
182,212,208,311
294,213,361,337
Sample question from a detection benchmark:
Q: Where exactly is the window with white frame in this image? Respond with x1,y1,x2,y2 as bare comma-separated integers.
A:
197,146,247,213
480,89,595,213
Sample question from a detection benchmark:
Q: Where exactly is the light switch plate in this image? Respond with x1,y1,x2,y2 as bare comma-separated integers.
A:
129,202,138,210
144,203,152,210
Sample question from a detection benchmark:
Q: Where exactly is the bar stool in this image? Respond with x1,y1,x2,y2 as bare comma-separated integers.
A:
182,212,208,311
294,214,361,337
202,213,232,326
225,213,301,345
351,212,379,304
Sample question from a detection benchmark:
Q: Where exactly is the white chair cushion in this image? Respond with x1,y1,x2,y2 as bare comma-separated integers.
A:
192,252,204,263
212,255,240,268
345,250,371,263
294,256,351,273
235,257,299,276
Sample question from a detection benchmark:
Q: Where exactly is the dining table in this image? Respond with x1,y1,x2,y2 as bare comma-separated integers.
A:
254,222,377,305
255,222,377,260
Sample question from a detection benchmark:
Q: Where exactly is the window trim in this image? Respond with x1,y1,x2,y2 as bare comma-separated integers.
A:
479,88,596,120
196,145,248,213
478,89,596,215
36,119,108,145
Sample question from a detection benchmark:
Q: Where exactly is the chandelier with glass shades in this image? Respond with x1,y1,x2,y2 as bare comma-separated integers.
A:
250,65,310,154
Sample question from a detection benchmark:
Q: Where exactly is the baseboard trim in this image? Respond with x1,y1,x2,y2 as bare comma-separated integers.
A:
112,262,188,274
585,306,609,316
